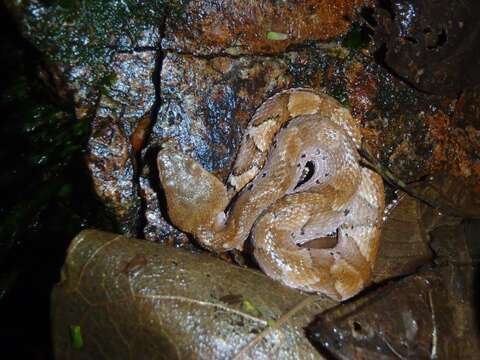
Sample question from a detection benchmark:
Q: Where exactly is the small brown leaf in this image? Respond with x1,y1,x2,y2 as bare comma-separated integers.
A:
219,294,243,305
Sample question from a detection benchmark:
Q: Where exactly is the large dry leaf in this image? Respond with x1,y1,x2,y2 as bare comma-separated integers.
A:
52,230,337,359
373,194,433,283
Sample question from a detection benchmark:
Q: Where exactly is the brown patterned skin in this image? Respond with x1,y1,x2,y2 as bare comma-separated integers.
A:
157,89,385,300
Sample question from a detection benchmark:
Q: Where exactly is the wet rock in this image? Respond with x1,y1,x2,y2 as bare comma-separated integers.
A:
359,78,454,186
5,0,162,118
96,51,157,140
163,0,370,55
309,49,468,189
151,53,294,176
87,116,139,236
52,230,335,359
413,109,480,217
6,1,164,235
360,73,480,211
373,0,480,95
87,50,157,236
325,54,469,188
425,112,476,179
345,61,378,119
61,26,159,122
139,175,191,247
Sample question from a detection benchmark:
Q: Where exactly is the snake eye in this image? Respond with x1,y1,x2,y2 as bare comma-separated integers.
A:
294,160,315,189
297,230,339,249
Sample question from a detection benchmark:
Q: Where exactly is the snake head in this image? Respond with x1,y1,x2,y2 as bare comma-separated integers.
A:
157,145,230,245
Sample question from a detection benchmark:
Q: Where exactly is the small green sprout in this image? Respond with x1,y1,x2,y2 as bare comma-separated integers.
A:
267,31,288,41
241,299,262,317
69,325,84,350
267,319,277,327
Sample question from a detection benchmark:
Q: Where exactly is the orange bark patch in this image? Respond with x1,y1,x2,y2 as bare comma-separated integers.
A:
426,112,476,179
346,62,378,119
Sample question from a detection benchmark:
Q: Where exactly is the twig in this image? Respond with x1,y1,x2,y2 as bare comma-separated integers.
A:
231,295,321,360
381,335,408,360
427,291,438,359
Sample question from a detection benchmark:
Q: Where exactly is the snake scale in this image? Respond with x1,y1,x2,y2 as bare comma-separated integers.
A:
157,89,385,300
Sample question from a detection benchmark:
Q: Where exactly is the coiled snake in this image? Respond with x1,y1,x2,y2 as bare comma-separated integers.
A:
157,89,385,300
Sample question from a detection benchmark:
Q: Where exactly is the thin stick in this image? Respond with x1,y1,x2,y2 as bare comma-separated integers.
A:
231,295,321,360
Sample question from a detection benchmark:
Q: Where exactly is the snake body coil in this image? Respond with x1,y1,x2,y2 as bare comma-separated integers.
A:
157,89,384,300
